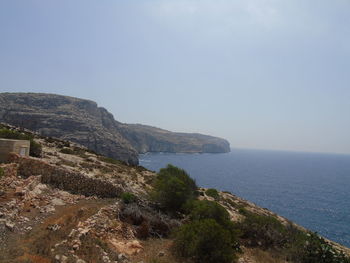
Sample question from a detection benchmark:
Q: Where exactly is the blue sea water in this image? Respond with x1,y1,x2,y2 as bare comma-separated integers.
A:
140,149,350,247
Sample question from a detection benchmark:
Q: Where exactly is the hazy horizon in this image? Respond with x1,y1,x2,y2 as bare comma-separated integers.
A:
1,1,349,155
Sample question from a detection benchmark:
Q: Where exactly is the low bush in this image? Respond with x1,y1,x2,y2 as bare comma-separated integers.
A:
59,147,88,158
0,128,42,157
30,140,42,157
57,159,76,167
152,164,197,212
185,200,230,227
286,231,350,263
60,148,74,154
205,188,220,199
98,156,124,165
238,210,350,263
173,219,237,263
238,207,248,215
121,192,136,204
184,200,240,247
119,203,180,238
237,210,287,248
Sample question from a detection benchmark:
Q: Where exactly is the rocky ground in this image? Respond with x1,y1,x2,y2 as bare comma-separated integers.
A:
0,128,349,263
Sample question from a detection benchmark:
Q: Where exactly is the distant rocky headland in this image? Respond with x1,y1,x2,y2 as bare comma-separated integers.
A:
0,93,230,165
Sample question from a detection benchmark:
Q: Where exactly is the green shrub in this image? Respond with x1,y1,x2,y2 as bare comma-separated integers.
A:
184,200,240,245
238,211,287,248
60,148,74,154
173,219,237,263
0,167,4,178
0,128,42,157
238,207,248,215
185,200,230,226
205,188,220,199
238,209,350,263
121,192,136,204
98,156,123,165
152,164,197,212
286,231,350,263
29,140,42,157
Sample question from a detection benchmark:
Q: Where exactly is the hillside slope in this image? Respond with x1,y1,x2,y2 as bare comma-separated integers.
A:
0,93,230,165
0,124,349,263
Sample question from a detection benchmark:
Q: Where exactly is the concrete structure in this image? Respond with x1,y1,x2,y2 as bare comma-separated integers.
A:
0,139,30,162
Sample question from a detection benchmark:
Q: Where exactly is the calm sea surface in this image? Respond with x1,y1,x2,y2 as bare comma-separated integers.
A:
140,149,350,247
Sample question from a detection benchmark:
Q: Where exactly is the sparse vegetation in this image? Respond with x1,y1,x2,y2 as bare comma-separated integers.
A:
185,200,233,230
284,231,350,263
0,125,348,263
59,146,88,158
45,137,70,148
119,203,179,239
57,159,77,167
151,164,197,212
60,147,74,154
0,128,42,157
205,188,220,199
237,210,350,263
121,192,137,204
151,166,240,262
238,210,287,248
173,219,238,263
98,156,124,165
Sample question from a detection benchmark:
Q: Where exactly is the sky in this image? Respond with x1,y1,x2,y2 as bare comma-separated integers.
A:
0,0,350,154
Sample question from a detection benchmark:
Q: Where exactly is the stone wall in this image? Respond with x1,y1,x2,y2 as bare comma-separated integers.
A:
7,154,121,198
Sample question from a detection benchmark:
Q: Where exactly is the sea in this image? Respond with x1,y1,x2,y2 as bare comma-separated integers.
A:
140,149,350,247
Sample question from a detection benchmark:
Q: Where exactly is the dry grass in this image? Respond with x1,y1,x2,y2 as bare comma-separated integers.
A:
130,238,192,263
242,247,287,263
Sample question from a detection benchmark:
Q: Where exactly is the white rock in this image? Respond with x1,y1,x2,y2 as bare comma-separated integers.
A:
5,222,15,231
118,253,128,260
102,255,110,262
55,254,68,263
31,183,48,195
51,198,65,206
73,243,79,250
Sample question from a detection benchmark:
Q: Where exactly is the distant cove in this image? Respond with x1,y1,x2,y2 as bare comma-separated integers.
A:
140,149,350,247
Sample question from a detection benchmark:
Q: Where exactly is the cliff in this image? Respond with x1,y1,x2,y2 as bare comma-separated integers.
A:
120,124,230,154
0,93,230,165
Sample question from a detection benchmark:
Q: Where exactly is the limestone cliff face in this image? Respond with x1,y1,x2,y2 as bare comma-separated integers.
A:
0,93,139,165
0,93,230,164
119,124,230,154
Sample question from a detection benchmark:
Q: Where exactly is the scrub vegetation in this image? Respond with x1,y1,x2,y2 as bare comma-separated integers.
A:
151,164,350,263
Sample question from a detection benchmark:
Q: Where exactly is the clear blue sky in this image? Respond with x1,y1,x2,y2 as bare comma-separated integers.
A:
1,0,349,154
